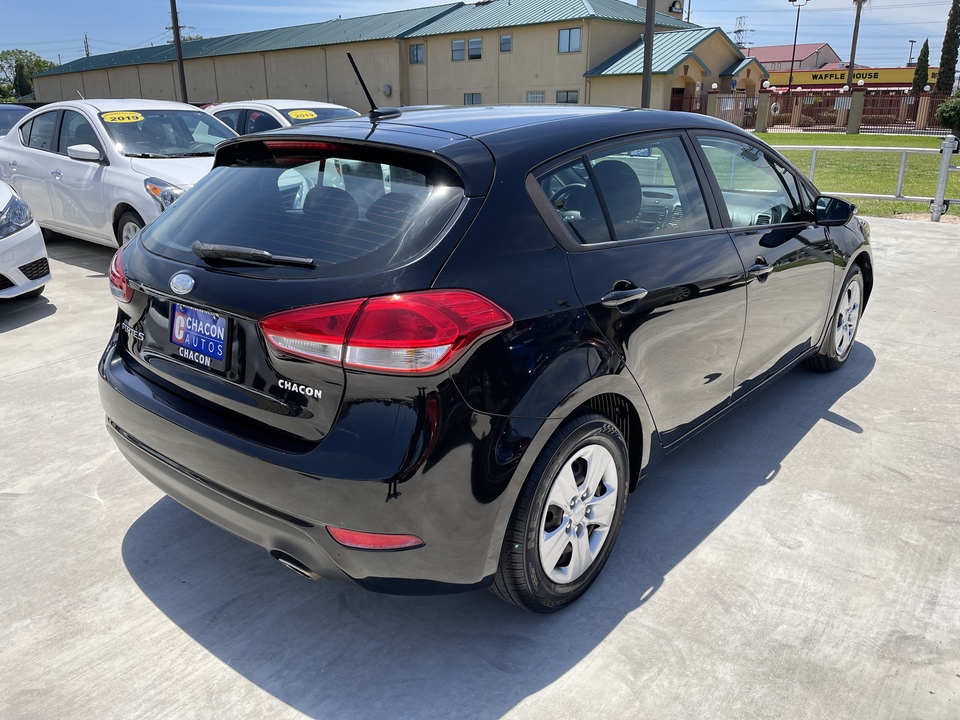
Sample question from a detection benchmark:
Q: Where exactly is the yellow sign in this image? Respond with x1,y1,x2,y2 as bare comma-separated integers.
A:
767,67,939,87
101,111,145,123
288,109,318,120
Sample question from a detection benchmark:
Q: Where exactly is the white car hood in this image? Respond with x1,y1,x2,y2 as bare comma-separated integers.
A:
127,156,215,188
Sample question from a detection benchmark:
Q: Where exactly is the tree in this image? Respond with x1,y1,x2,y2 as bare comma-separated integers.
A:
913,39,931,94
845,1,869,89
937,0,960,93
0,49,55,98
13,60,31,98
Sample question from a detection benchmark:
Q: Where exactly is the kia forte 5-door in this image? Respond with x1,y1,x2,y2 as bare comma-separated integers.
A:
99,106,871,612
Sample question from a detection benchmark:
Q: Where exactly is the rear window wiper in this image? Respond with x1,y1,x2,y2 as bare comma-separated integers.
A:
191,242,316,268
167,151,214,157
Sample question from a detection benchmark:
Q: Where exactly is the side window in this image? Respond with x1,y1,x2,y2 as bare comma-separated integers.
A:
18,118,34,146
697,136,804,226
59,110,103,155
213,109,242,133
540,136,710,245
25,112,58,152
540,159,611,245
245,111,281,134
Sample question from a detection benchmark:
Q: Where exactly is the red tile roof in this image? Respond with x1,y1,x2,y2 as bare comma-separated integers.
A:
745,43,829,63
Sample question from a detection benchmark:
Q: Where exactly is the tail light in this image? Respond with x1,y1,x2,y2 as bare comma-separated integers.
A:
109,244,133,303
260,289,512,374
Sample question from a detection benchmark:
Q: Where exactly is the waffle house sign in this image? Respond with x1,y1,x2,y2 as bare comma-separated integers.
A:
767,67,939,89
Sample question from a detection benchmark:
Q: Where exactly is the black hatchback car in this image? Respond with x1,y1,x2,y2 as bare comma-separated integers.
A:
99,105,872,613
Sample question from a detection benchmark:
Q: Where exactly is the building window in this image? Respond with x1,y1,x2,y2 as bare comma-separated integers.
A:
464,93,482,105
409,43,425,65
527,91,545,104
452,39,465,62
468,38,482,60
559,28,581,53
556,90,579,104
500,34,512,52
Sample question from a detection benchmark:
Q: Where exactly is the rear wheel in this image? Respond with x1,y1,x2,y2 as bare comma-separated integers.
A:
807,266,863,372
116,211,144,246
491,412,629,613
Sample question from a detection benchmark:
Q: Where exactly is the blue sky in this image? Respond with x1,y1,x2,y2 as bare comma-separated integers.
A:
1,0,953,69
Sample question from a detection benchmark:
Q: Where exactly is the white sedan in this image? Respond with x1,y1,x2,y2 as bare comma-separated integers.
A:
0,99,237,247
206,99,360,135
0,180,50,299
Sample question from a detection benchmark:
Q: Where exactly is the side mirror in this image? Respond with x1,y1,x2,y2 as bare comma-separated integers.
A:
67,144,103,163
815,195,855,226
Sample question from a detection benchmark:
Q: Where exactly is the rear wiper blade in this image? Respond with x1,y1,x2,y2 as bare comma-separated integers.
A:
167,151,214,157
191,242,316,268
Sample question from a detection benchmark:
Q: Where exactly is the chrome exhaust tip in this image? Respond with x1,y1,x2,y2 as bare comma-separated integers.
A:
270,550,321,581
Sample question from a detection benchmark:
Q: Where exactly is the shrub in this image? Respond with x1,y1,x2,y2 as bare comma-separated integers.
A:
935,93,960,132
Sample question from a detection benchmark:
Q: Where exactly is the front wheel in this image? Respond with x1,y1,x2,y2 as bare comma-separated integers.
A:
807,265,864,372
115,211,144,246
491,412,629,613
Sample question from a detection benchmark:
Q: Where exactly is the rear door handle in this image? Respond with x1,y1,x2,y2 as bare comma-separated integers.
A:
8,161,18,170
51,169,62,180
601,286,649,307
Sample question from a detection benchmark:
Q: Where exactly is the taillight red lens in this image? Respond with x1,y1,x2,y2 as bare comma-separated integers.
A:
260,299,364,365
109,245,133,303
326,526,424,551
259,290,512,374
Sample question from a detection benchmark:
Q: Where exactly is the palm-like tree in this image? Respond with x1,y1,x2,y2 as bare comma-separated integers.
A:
845,0,869,88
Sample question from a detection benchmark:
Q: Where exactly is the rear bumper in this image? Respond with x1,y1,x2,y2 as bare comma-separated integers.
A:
99,335,522,594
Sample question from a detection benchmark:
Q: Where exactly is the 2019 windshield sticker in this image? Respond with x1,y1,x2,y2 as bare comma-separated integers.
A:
101,112,145,123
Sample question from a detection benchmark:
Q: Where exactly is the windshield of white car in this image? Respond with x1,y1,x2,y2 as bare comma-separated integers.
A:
280,107,361,125
98,110,235,158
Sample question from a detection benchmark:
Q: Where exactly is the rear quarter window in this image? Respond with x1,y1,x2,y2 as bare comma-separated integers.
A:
140,141,466,278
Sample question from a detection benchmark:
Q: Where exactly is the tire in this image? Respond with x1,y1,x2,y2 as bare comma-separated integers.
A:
115,211,144,246
20,285,44,299
806,265,864,373
491,412,629,613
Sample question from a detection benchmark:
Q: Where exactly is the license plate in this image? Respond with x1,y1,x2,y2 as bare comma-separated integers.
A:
170,303,228,371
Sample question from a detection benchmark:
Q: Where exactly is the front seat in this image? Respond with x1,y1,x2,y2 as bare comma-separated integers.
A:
592,160,643,238
250,113,282,133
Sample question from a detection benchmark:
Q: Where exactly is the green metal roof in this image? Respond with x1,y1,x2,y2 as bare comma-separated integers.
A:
37,0,697,78
406,0,695,37
720,57,767,78
585,27,732,77
36,2,461,77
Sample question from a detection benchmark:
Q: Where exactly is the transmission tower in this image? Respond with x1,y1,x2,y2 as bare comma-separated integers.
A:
733,16,755,50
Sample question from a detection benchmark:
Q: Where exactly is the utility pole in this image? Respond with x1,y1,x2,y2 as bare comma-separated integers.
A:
686,1,692,24
641,0,656,108
83,34,90,57
846,0,868,89
169,0,188,103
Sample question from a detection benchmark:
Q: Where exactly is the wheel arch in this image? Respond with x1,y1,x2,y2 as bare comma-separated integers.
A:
851,249,873,310
112,203,144,244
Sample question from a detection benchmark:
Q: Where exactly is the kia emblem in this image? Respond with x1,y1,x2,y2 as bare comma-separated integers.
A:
170,272,195,295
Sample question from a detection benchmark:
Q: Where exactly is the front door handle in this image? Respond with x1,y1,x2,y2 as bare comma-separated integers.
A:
601,286,649,308
748,257,773,279
8,161,18,170
51,169,63,180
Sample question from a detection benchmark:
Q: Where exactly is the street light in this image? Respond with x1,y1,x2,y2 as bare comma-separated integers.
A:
908,39,917,65
787,0,811,92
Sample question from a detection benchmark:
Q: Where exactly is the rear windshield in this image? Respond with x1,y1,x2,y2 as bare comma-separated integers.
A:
280,107,361,125
140,141,466,277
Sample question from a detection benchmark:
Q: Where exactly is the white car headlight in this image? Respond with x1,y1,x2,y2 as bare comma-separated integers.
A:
145,178,187,211
0,194,34,239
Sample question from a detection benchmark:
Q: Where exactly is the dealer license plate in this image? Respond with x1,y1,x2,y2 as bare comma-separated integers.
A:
170,303,228,371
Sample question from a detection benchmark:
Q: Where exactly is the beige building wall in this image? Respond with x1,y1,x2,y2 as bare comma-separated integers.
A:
183,58,218,103
325,40,401,110
402,39,429,105
139,65,176,101
107,67,142,98
33,76,62,102
58,73,86,102
212,53,268,101
264,48,328,101
80,70,111,98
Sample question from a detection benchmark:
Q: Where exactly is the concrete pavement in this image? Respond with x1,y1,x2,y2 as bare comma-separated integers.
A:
0,218,958,719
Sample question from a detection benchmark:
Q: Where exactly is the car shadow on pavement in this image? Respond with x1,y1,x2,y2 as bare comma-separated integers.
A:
122,345,876,719
44,233,113,277
0,293,56,331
